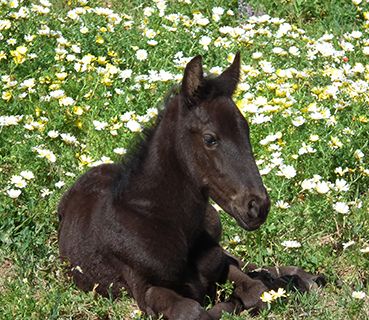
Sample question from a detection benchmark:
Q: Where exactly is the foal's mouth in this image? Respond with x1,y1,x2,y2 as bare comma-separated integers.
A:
231,200,270,231
210,187,270,231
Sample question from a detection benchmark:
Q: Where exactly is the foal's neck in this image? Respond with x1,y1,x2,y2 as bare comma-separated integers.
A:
123,97,207,220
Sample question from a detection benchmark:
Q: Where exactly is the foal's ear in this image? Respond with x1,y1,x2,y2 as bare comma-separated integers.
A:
217,52,241,96
181,55,204,102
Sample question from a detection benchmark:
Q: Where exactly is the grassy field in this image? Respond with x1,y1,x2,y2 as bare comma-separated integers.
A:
1,0,368,319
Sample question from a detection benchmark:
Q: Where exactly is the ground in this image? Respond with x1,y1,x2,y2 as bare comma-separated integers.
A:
0,0,368,319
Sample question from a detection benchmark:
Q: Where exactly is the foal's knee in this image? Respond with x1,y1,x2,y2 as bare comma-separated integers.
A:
170,299,212,320
144,286,212,320
228,265,268,313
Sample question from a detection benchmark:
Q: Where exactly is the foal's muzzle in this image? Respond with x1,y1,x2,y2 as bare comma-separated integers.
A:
232,193,270,231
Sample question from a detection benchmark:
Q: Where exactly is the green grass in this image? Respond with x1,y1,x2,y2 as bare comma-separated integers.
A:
1,0,369,319
245,0,361,36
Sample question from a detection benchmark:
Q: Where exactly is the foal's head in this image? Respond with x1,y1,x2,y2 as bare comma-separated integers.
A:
176,53,270,230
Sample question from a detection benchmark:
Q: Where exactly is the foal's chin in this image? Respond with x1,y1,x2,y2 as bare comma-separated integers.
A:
224,204,269,231
219,201,268,231
234,214,265,231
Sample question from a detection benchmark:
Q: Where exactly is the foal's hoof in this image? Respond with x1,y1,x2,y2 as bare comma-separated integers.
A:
234,279,268,314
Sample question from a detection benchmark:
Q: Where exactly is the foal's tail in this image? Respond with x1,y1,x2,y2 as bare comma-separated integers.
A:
57,202,64,222
57,191,69,222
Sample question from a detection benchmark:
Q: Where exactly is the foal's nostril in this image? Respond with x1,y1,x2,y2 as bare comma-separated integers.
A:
247,199,259,219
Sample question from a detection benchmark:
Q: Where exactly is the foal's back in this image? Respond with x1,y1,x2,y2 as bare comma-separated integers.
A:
58,163,120,226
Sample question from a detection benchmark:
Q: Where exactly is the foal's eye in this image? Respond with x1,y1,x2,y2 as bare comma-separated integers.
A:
203,134,217,147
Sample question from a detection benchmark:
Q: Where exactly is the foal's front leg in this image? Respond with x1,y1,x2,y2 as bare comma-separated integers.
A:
205,204,325,315
124,266,212,320
191,250,268,318
204,205,268,313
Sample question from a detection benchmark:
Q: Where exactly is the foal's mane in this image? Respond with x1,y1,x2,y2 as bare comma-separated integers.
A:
112,85,179,199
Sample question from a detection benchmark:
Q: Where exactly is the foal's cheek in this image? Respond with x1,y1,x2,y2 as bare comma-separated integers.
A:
200,155,217,187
